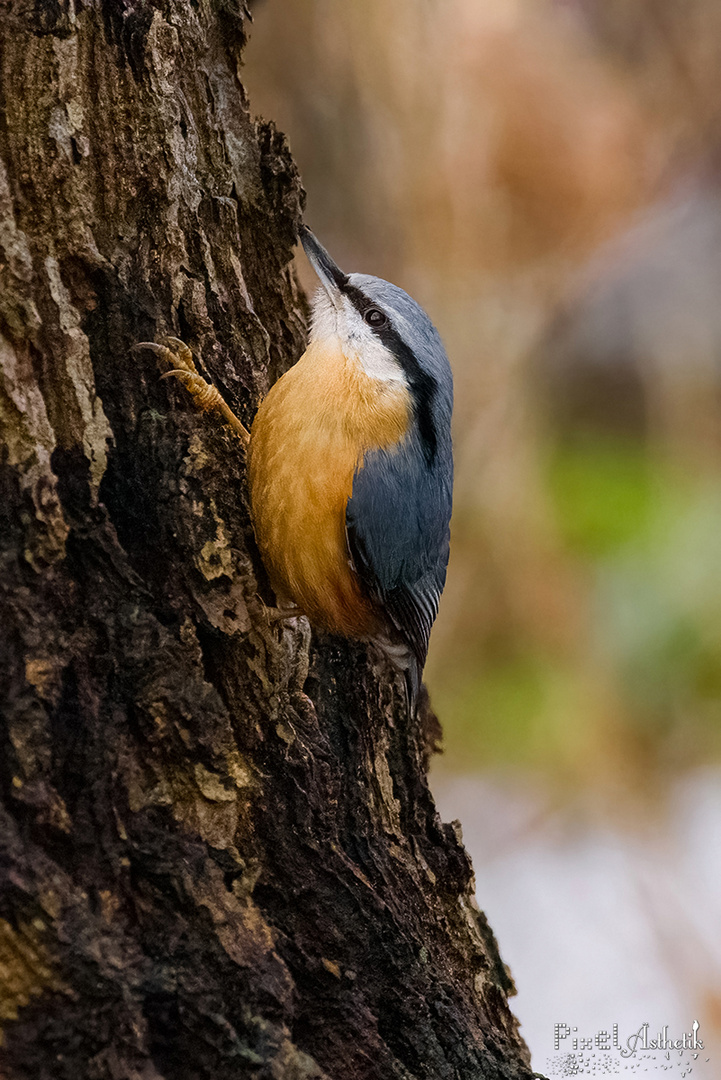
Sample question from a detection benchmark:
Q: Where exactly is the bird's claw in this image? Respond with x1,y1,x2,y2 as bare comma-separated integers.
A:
255,596,305,626
165,337,196,373
134,337,250,446
134,337,197,375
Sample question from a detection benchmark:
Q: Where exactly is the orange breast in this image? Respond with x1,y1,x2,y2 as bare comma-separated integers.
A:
247,340,411,638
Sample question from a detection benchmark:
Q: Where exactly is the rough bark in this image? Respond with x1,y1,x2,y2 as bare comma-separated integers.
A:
0,2,536,1077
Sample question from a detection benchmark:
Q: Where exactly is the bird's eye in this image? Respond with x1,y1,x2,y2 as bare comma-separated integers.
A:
364,307,387,328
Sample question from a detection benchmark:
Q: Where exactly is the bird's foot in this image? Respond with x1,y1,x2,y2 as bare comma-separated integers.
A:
257,598,305,626
134,336,250,446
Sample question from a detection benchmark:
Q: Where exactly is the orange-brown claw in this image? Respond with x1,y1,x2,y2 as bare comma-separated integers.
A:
252,595,305,627
165,336,197,374
265,605,305,625
134,337,197,375
134,338,250,447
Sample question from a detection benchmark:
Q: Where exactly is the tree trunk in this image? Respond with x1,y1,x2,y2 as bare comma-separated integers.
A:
0,2,536,1077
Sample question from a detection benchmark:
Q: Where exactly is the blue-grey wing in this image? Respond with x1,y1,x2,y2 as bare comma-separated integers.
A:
345,435,452,671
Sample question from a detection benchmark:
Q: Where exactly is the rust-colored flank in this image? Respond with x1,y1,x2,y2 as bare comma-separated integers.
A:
248,339,411,637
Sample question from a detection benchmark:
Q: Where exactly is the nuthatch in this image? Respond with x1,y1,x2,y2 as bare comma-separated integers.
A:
139,227,453,710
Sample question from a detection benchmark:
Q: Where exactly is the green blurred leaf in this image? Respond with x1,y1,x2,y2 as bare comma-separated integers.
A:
546,435,655,556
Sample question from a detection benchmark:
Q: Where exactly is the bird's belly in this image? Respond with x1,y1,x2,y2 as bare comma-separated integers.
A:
247,342,410,638
251,435,378,637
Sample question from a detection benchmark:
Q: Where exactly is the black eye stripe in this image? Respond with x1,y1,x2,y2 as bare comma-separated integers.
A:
378,332,438,465
342,282,438,466
343,284,386,327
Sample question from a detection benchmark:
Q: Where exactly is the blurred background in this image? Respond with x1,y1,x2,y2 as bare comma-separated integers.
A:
243,0,721,1073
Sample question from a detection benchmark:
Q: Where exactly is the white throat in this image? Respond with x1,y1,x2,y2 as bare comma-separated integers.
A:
310,287,408,388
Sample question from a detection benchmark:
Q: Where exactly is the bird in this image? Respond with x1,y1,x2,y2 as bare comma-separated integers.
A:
138,226,453,712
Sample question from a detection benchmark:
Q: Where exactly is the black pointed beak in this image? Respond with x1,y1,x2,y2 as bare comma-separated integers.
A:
299,225,348,294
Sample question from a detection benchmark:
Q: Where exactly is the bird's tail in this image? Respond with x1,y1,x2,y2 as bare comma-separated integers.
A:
403,658,422,718
372,637,422,717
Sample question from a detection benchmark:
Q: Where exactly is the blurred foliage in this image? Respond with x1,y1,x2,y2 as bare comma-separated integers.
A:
244,0,721,791
548,436,655,558
433,434,721,774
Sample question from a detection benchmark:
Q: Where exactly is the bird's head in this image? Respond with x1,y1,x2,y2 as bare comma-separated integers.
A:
300,225,453,463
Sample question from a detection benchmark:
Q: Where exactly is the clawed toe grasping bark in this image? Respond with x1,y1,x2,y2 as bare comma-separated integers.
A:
262,602,306,625
135,338,251,446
